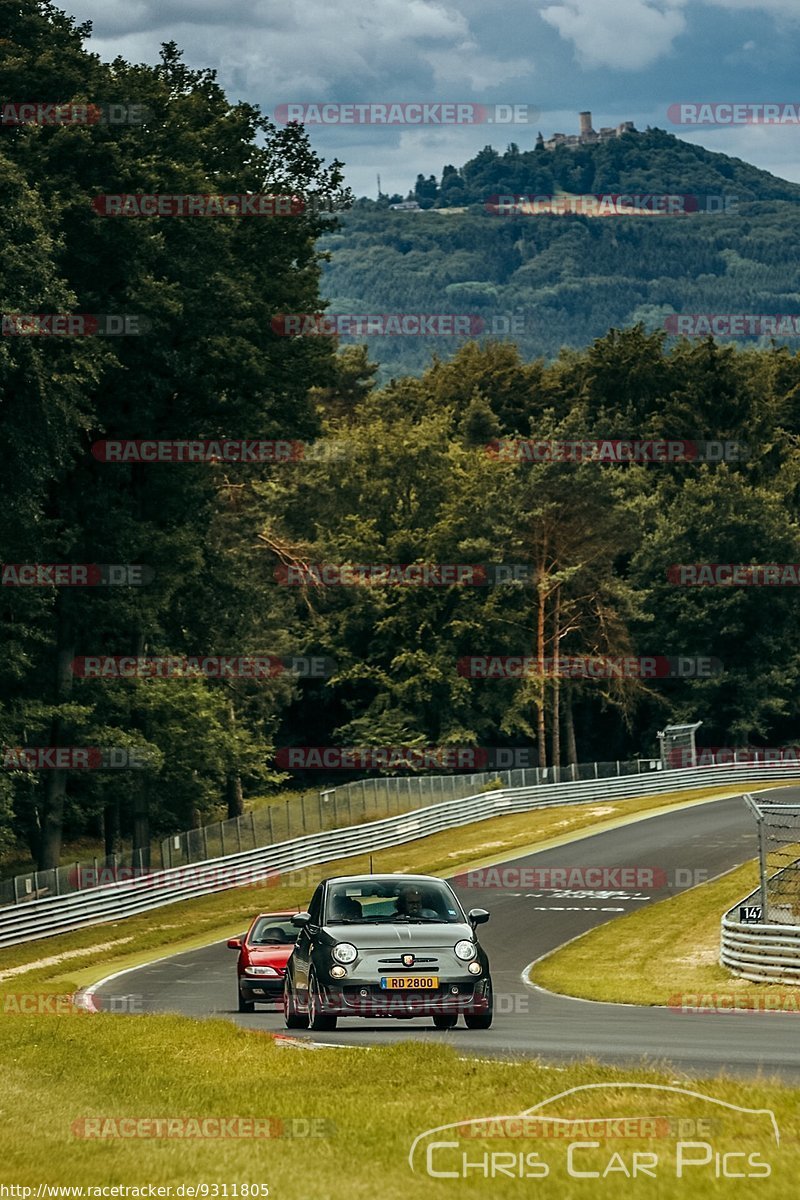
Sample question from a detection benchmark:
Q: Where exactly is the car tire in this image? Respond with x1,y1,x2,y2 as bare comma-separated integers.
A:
432,1013,458,1030
464,981,493,1030
283,976,309,1029
238,989,255,1014
308,970,337,1031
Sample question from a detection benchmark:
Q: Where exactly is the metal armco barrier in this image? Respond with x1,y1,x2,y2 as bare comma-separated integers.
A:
721,886,800,983
1,762,797,948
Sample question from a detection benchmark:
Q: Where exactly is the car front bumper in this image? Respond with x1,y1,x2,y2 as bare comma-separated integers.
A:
240,975,284,1000
314,979,491,1018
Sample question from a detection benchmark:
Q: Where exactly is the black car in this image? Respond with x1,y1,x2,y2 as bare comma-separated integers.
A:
283,873,492,1031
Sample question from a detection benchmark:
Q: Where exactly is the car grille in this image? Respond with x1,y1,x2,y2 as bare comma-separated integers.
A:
377,956,439,969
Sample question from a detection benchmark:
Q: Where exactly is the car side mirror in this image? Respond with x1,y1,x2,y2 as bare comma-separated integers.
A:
291,912,311,927
468,908,490,926
226,938,242,949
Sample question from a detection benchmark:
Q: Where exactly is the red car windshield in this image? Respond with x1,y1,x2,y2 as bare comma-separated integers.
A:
248,917,298,945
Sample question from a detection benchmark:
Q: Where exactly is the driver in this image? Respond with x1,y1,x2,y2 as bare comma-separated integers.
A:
394,886,438,919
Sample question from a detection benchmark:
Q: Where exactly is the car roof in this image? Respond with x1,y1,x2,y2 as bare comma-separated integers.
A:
322,874,446,885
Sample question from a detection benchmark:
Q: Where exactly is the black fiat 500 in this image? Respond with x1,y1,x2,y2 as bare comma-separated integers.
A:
283,873,492,1031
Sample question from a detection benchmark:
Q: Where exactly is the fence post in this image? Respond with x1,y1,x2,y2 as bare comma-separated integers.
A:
13,875,19,904
202,825,209,860
250,810,257,849
267,807,274,845
286,798,291,840
75,863,81,890
300,794,307,833
757,813,769,923
220,823,225,856
236,816,242,852
594,762,598,779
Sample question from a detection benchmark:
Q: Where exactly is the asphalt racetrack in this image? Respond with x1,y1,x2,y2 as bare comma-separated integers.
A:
93,789,800,1079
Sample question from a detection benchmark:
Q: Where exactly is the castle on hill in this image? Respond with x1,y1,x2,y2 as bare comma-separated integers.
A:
538,111,636,151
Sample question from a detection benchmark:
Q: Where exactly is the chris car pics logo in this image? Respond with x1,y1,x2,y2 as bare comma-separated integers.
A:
408,1084,779,1181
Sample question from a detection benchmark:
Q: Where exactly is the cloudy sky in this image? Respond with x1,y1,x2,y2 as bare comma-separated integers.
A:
64,0,800,197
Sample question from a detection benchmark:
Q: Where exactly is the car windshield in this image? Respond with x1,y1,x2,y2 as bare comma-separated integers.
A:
248,917,298,945
324,880,463,924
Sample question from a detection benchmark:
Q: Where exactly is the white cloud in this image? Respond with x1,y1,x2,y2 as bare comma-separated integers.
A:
539,0,688,70
423,43,533,88
67,0,533,108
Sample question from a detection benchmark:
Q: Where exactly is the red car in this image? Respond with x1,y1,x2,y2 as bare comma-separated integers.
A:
227,911,300,1012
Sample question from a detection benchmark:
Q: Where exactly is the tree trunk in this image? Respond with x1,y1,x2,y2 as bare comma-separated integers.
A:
564,687,579,766
103,797,120,858
226,699,244,817
536,574,547,768
38,607,75,870
550,587,561,768
130,623,150,868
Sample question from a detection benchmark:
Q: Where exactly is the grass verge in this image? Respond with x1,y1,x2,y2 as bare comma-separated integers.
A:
0,1014,798,1197
0,782,776,997
530,859,800,1007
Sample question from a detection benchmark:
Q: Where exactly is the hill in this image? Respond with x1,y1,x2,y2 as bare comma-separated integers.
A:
318,129,800,379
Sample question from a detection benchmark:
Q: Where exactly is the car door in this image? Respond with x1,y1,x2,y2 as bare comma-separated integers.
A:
293,882,324,999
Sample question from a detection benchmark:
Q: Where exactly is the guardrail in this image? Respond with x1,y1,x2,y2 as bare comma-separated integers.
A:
721,886,800,983
1,761,796,949
1,757,660,909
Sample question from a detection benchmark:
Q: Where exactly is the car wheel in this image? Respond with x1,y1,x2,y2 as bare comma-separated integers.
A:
432,1013,458,1030
308,970,337,1031
464,981,493,1030
238,989,255,1014
283,975,308,1029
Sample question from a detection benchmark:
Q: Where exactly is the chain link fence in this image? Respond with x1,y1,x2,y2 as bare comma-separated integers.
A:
0,756,663,908
746,793,800,925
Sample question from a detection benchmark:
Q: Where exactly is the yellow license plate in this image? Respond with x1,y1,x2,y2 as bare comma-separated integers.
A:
381,976,438,989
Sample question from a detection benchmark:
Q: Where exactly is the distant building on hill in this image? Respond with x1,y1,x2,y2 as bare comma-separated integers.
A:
389,199,422,210
536,111,636,151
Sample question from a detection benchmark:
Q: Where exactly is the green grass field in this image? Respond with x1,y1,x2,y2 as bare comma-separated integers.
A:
531,859,800,1007
0,1015,798,1198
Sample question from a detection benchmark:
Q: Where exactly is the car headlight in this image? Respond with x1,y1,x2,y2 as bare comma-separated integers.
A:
332,942,358,964
245,966,280,976
330,965,347,979
468,960,482,975
454,940,477,961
